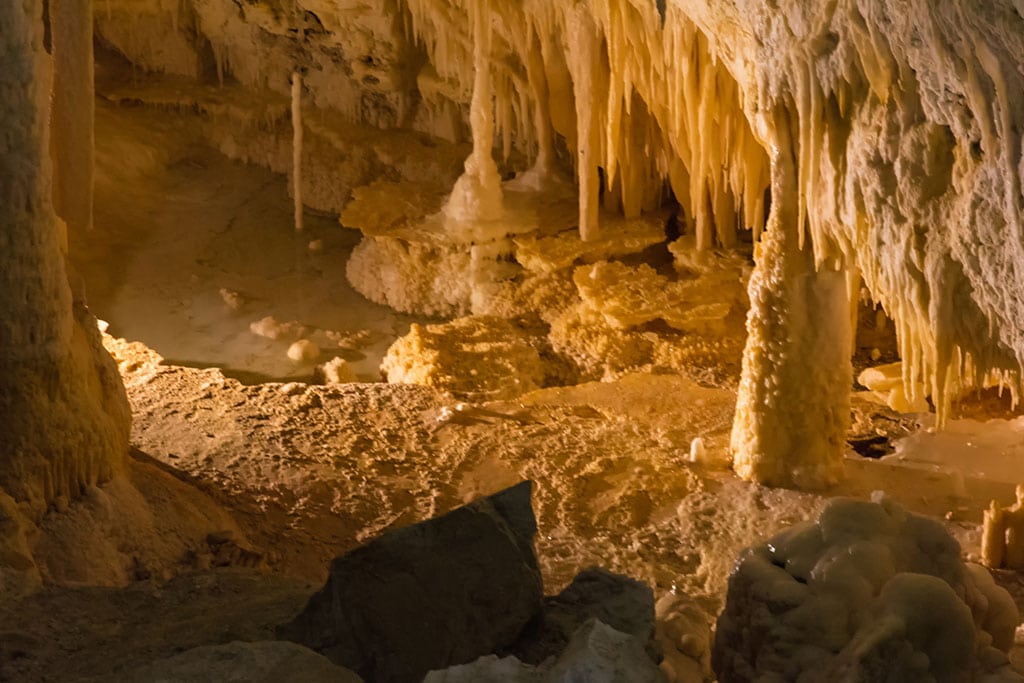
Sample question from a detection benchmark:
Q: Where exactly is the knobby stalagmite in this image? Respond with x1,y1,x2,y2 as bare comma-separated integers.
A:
730,108,853,489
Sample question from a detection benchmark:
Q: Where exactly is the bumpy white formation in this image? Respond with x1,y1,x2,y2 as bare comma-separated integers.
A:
92,0,1024,488
713,494,1022,682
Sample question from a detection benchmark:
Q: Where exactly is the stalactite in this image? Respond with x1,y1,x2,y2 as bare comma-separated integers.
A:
442,0,504,228
401,0,770,248
291,71,303,232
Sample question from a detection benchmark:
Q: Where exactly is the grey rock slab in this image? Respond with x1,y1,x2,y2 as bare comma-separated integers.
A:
278,480,543,683
510,566,659,665
424,619,666,683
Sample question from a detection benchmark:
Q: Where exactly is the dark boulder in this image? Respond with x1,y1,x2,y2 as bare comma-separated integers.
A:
278,481,543,683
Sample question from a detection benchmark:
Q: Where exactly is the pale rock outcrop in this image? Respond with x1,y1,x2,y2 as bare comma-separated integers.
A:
382,316,545,401
712,494,1021,682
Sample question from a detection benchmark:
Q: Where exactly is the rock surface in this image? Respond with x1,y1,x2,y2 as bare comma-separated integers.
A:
424,619,665,683
510,566,658,665
279,480,543,683
125,640,364,683
712,494,1022,682
381,316,545,401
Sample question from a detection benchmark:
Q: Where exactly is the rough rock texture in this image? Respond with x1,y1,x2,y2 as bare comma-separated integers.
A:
687,0,1024,484
125,640,364,683
712,495,1021,682
510,566,658,666
345,235,475,317
381,316,545,401
730,128,853,489
96,0,419,130
0,0,130,580
279,481,544,683
424,619,666,683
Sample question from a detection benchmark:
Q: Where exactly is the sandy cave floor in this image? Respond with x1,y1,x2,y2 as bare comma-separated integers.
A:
7,100,1024,680
6,339,1024,681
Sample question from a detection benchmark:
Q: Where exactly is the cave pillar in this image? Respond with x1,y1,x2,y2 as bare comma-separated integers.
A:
567,5,601,242
730,109,852,489
0,0,130,526
51,0,95,235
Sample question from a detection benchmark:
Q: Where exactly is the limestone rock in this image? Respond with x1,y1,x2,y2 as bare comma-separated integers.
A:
278,481,543,683
381,316,544,402
345,235,474,318
548,620,665,683
0,492,41,600
424,619,665,683
712,494,1022,682
313,357,356,385
573,261,731,334
510,567,658,665
125,641,364,683
287,339,320,364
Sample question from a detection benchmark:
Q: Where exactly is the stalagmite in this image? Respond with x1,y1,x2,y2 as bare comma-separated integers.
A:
50,0,95,234
984,486,1024,570
1,0,130,542
983,499,1009,570
291,71,303,232
730,110,852,489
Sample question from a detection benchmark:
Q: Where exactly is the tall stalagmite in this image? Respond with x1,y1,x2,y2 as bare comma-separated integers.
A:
0,0,131,574
731,110,853,488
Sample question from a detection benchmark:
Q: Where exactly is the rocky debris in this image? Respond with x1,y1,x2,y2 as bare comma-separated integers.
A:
712,494,1022,682
381,316,545,401
249,316,308,342
424,619,665,683
278,481,544,683
287,339,320,363
509,566,658,665
218,288,246,311
124,640,364,683
313,357,357,385
654,593,714,682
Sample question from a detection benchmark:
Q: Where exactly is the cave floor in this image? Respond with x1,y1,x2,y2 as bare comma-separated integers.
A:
5,342,1024,681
